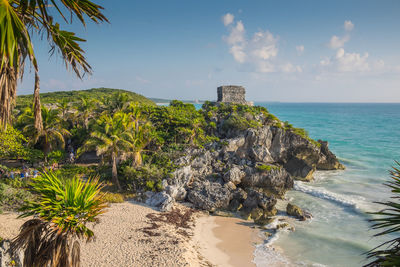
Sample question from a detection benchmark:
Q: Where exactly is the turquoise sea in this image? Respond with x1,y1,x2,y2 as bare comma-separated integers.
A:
253,103,400,266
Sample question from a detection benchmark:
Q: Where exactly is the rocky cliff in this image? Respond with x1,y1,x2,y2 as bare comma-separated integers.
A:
147,103,344,222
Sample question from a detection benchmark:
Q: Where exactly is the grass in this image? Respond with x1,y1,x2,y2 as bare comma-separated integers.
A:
102,192,136,203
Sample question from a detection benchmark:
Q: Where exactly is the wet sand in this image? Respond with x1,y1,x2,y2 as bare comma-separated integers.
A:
193,215,262,267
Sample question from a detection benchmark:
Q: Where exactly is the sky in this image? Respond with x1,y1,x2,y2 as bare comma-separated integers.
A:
18,0,400,102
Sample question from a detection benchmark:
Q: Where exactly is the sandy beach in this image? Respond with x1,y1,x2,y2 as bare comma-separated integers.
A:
193,215,261,267
0,201,264,267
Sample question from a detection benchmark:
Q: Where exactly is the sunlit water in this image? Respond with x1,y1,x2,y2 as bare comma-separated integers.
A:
253,103,400,266
192,102,400,266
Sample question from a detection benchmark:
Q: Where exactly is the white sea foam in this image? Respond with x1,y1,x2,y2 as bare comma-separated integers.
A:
294,181,366,210
253,243,292,267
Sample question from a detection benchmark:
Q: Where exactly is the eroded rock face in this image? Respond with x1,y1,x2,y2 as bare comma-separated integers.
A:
187,181,232,211
147,106,343,217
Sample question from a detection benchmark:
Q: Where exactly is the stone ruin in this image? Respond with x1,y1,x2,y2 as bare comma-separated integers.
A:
217,85,252,105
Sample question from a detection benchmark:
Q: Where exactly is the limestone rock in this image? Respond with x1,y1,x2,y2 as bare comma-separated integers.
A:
223,165,245,185
146,192,174,212
187,181,233,211
286,203,312,221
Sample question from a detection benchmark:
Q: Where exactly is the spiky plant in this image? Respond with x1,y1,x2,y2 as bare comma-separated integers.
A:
11,170,107,267
365,162,400,266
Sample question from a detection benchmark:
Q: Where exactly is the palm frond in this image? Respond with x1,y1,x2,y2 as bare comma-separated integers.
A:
365,161,400,266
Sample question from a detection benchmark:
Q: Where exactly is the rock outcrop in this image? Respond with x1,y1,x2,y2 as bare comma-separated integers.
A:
286,203,312,221
147,103,344,221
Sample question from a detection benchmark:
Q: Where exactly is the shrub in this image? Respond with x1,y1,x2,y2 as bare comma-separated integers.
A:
0,182,33,212
47,150,65,164
102,192,125,203
256,164,280,172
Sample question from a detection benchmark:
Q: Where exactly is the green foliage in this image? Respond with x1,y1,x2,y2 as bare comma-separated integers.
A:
48,150,65,164
20,171,107,238
222,113,261,131
256,164,280,172
54,164,96,180
365,162,400,266
16,88,155,110
102,192,125,203
0,126,28,159
0,182,33,212
0,126,43,162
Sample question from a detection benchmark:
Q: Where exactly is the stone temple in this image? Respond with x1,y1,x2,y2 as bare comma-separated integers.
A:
217,85,252,105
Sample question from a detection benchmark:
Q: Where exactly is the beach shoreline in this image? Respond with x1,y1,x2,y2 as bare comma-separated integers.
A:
193,214,262,267
0,201,271,267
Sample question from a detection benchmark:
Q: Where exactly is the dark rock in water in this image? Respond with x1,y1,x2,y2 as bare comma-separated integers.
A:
286,203,312,221
317,140,345,170
284,157,315,181
187,181,232,211
242,189,277,219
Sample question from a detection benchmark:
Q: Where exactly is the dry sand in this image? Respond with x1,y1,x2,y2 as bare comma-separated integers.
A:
0,202,262,267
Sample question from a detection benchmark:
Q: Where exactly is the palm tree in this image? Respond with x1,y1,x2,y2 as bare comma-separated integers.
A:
56,98,70,118
76,97,97,130
0,0,108,131
80,112,131,190
365,162,400,266
111,93,131,112
11,170,107,267
24,106,70,161
125,121,154,167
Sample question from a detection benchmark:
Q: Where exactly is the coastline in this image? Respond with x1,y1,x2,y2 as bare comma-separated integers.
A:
193,214,262,267
0,201,266,267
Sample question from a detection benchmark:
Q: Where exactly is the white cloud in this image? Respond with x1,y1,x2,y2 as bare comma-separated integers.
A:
222,13,234,26
281,63,302,73
344,20,354,32
230,45,246,63
222,15,301,74
225,20,245,45
328,21,354,49
335,48,369,72
250,30,279,60
320,48,370,72
296,45,304,55
328,34,350,49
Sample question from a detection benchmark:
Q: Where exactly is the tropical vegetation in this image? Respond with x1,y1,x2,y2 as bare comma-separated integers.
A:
0,0,107,133
365,162,400,266
11,170,106,267
0,87,318,194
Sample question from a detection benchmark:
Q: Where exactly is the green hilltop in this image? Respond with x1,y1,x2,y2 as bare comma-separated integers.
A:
16,87,155,109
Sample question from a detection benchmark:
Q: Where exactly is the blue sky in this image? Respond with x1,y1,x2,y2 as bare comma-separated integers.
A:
18,0,400,102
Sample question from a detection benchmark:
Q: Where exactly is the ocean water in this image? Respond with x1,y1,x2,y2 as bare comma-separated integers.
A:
253,103,400,267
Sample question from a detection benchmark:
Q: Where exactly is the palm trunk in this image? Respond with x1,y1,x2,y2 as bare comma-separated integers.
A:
0,66,17,130
111,152,121,190
133,151,142,167
33,71,43,133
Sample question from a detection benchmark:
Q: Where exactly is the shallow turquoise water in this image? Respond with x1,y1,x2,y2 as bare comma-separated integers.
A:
257,103,400,266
